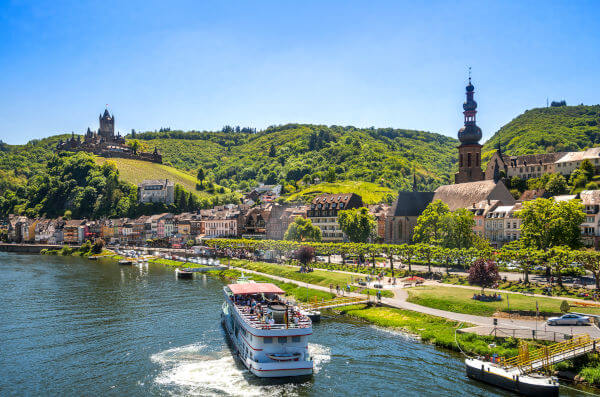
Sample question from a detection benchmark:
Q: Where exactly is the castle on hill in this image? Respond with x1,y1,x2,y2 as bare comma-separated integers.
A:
56,109,162,163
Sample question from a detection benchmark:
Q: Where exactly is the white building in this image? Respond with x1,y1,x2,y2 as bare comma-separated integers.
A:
138,179,175,204
555,148,600,176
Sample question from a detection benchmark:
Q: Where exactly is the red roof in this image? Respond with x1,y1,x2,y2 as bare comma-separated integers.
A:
227,283,285,295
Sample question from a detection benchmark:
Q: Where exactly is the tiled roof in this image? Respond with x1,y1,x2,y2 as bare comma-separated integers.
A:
388,192,435,217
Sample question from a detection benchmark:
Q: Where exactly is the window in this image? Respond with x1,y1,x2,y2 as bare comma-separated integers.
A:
292,336,301,343
264,337,273,344
278,337,287,344
467,153,472,167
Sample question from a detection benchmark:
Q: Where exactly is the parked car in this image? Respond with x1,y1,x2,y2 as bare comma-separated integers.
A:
547,314,591,326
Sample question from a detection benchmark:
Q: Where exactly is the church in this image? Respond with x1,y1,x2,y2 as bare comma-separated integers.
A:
56,109,162,163
385,77,515,244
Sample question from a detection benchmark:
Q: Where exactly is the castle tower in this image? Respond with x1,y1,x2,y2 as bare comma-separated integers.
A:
455,74,485,184
98,109,115,141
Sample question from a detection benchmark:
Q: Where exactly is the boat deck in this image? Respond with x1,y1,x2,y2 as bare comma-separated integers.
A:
234,301,312,330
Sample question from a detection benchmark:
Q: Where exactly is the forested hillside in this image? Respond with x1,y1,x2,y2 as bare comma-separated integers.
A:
482,105,600,160
132,124,459,193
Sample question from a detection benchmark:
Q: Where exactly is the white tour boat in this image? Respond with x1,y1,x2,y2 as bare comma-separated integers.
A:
221,281,313,377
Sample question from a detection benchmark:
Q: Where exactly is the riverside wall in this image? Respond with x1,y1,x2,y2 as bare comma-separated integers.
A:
0,243,76,253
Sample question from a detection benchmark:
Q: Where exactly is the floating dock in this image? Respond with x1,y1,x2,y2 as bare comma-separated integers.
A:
466,334,599,396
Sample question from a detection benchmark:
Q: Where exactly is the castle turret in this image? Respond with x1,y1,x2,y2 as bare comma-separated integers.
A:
98,108,115,141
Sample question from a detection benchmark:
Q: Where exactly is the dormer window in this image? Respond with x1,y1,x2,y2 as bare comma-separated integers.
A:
339,203,344,209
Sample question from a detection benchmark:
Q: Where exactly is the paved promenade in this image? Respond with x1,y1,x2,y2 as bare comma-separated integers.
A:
232,266,600,340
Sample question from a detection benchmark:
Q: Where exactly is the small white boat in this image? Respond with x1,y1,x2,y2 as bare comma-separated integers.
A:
175,268,194,279
465,358,559,396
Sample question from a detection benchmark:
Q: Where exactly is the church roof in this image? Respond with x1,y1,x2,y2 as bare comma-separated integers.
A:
433,180,515,211
388,192,435,217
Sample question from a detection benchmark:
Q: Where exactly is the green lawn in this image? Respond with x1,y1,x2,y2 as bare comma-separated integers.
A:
407,285,600,317
285,181,395,204
340,304,520,358
227,259,394,297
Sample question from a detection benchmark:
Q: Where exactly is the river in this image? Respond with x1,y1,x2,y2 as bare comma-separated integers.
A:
0,253,589,396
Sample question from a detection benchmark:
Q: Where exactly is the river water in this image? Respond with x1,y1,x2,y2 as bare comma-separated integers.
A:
0,253,588,396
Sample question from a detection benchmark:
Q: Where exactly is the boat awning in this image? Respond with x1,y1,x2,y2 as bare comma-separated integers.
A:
227,283,285,295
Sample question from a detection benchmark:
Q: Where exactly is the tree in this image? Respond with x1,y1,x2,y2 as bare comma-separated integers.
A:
443,208,476,249
548,246,572,286
574,250,600,290
325,166,336,183
517,197,585,250
92,238,104,254
63,210,72,220
499,241,541,284
337,207,375,243
268,144,276,157
197,167,205,188
284,217,322,242
569,169,588,192
296,245,315,266
581,159,595,179
545,174,568,195
128,140,140,155
398,244,416,273
413,200,476,248
412,200,450,245
468,258,500,294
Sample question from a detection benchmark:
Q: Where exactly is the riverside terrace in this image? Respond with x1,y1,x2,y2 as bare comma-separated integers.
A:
225,283,312,330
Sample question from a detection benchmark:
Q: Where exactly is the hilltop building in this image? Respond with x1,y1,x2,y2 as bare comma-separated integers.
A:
138,179,175,204
56,109,162,163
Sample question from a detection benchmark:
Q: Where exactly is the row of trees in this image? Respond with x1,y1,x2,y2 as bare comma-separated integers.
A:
204,237,600,289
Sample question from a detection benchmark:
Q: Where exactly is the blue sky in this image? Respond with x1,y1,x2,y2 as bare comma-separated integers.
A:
1,0,599,144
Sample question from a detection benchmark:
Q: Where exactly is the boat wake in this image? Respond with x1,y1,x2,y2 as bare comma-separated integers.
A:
150,342,331,396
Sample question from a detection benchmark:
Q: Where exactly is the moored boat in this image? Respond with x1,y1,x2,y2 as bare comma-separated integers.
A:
465,358,559,396
175,267,194,279
221,282,313,378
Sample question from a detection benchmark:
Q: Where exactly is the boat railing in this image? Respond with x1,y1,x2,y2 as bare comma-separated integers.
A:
233,303,311,330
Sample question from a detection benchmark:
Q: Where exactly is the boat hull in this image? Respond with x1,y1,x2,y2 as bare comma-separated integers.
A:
221,304,313,378
465,359,559,397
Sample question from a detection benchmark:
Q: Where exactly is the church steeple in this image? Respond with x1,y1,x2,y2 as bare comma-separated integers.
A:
454,69,485,184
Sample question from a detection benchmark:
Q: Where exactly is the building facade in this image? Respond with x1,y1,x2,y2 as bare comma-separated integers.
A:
307,193,364,242
138,180,175,204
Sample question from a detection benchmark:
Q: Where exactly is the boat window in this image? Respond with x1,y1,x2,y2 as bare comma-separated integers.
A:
264,337,273,344
278,337,287,344
292,336,301,343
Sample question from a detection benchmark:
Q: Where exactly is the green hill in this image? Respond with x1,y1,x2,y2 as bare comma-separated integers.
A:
285,181,396,205
483,105,600,160
94,157,237,201
133,124,459,192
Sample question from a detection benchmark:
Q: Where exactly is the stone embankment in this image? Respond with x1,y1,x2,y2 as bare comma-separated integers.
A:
0,243,78,253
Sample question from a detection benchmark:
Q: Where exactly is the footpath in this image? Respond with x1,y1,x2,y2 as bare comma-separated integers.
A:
232,266,600,341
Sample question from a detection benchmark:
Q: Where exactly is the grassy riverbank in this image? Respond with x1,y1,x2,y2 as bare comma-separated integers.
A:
225,259,394,298
406,285,600,317
339,304,519,358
